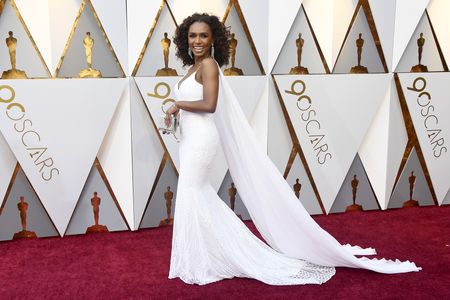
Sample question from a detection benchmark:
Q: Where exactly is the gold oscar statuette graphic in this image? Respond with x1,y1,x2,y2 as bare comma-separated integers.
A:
156,32,178,76
350,33,368,74
78,32,102,78
403,171,419,207
293,178,302,199
228,182,242,220
411,33,428,72
345,175,363,212
159,186,174,226
2,31,28,79
13,196,37,239
224,33,243,76
290,33,309,74
86,192,109,233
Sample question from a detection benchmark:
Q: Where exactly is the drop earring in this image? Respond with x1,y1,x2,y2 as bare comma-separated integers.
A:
188,48,193,59
210,44,215,58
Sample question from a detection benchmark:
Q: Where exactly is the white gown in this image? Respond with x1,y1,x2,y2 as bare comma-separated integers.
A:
168,65,420,286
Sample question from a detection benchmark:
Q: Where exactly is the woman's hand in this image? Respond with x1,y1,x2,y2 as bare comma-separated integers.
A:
166,102,179,115
165,102,179,128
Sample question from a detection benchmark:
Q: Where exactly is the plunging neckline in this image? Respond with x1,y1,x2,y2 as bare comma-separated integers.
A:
177,67,200,90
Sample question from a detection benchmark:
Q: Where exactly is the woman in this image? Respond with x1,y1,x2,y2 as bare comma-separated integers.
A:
165,13,420,285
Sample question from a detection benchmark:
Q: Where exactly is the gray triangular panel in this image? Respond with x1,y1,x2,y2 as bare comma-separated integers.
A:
65,164,128,235
0,168,58,241
330,154,380,213
388,148,434,208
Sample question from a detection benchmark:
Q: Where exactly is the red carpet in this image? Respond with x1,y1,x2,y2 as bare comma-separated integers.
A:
0,206,449,299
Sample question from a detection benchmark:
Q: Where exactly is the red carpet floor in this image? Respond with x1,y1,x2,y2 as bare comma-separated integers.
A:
0,205,449,299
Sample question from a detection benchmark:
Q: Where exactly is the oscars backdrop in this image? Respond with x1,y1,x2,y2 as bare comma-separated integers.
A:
0,0,449,241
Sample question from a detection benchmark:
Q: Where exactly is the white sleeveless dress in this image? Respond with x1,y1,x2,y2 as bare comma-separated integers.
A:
168,69,336,285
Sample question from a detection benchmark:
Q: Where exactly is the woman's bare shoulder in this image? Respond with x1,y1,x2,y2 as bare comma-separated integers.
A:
201,57,219,76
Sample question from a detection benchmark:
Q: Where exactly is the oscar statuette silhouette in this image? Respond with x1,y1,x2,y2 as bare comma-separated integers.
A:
86,192,109,233
345,175,363,212
403,171,419,207
2,31,28,79
293,178,302,199
78,32,102,78
411,33,428,72
159,186,174,226
228,182,242,220
224,33,243,75
156,32,178,76
350,33,368,73
13,197,37,239
289,33,309,74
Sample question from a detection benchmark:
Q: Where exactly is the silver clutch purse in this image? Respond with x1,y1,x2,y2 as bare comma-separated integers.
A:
158,114,179,140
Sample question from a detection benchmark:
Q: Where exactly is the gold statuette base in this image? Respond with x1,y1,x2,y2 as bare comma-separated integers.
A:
1,69,28,79
403,199,419,208
410,64,428,72
159,218,174,227
289,66,309,75
79,68,102,78
224,67,243,76
86,224,109,233
13,230,37,240
350,65,368,74
345,203,363,212
156,68,178,76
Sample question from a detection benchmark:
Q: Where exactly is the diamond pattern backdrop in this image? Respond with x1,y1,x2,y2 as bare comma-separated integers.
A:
0,0,449,241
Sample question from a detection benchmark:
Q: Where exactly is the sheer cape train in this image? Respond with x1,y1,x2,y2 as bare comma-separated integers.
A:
213,65,421,274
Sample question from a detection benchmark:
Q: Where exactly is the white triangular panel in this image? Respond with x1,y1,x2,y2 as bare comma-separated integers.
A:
0,0,49,77
268,0,302,72
392,0,429,71
395,12,443,72
97,78,133,229
0,134,16,206
273,5,326,74
359,77,408,209
368,0,396,72
238,0,268,73
303,0,358,69
333,6,384,73
399,73,450,204
302,0,334,68
90,0,128,75
14,0,52,72
0,79,126,235
275,74,390,212
428,0,450,70
331,0,359,68
126,0,163,75
48,0,83,74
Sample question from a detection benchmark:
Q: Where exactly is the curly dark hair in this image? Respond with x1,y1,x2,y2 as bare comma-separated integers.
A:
174,13,230,67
